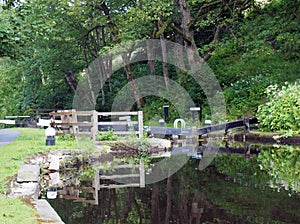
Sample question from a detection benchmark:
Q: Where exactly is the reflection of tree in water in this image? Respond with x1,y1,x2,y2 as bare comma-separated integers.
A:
49,158,300,224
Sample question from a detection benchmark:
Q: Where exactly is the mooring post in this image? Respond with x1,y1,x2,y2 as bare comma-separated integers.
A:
163,105,169,122
190,107,201,122
159,119,165,127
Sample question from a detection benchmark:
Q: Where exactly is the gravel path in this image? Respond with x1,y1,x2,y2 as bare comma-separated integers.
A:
0,129,21,146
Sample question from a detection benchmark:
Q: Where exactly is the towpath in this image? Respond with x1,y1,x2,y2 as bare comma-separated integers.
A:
0,129,21,146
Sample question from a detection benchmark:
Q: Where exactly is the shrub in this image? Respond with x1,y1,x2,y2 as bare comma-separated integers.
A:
257,81,300,134
224,74,273,118
98,129,118,141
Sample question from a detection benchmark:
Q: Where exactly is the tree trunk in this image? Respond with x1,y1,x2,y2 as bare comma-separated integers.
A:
151,184,160,224
158,15,170,89
164,176,172,224
65,71,95,108
122,189,134,223
173,0,185,83
178,0,199,68
178,176,189,224
122,52,143,109
86,67,97,106
147,39,156,75
189,191,204,224
112,189,120,223
133,195,143,224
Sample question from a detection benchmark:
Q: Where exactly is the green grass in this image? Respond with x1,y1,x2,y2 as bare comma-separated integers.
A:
0,127,79,224
0,197,39,224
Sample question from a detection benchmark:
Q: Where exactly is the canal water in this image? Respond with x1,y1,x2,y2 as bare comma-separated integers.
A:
47,141,300,224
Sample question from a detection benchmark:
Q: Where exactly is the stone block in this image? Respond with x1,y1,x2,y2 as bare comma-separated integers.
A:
17,164,40,182
49,172,61,186
10,182,40,200
49,155,60,171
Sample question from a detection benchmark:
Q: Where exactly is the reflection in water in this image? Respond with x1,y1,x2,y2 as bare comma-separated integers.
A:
48,163,145,205
47,142,300,224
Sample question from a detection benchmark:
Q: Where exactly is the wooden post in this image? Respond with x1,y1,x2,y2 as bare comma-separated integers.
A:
186,126,198,145
92,110,98,142
138,111,143,139
71,109,78,136
92,169,99,205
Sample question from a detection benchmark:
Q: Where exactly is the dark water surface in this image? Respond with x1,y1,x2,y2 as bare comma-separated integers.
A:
48,142,300,224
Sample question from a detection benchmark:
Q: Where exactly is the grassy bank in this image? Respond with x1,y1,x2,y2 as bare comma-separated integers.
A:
0,128,78,224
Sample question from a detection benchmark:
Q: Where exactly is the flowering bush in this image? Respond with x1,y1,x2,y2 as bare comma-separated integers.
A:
257,81,300,134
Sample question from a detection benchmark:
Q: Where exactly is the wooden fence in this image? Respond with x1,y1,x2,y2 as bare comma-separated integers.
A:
49,110,144,140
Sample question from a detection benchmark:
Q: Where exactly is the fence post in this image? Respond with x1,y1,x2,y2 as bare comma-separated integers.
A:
71,109,78,136
139,162,145,188
92,110,98,142
138,111,143,139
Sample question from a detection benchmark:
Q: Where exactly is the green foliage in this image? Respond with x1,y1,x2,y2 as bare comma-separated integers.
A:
56,134,76,147
0,0,299,124
257,81,300,134
0,58,23,117
56,133,74,141
213,153,271,189
258,145,300,193
76,137,96,154
208,0,300,118
79,167,96,179
223,75,273,118
136,136,151,160
97,129,118,141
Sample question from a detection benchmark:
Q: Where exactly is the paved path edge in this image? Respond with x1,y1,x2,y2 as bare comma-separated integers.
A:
33,199,65,224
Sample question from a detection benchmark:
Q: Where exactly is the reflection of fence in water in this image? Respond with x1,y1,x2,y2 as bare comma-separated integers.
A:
57,163,145,205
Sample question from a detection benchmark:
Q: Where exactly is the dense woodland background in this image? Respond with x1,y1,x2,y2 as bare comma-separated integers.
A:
0,0,299,121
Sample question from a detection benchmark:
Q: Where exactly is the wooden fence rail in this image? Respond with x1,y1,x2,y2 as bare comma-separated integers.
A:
49,110,144,140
